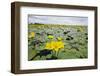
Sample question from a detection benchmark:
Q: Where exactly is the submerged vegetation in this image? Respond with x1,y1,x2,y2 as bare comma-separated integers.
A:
28,24,88,61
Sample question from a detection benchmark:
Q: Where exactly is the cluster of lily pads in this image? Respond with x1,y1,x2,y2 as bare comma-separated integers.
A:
28,24,88,61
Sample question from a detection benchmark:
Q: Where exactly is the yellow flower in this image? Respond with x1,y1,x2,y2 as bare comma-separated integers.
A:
45,42,53,50
29,32,35,38
48,35,54,39
77,27,84,32
57,37,62,41
45,41,64,52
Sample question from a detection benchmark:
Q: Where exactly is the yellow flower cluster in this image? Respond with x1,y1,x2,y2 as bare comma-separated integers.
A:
45,41,64,51
29,32,35,38
48,35,54,39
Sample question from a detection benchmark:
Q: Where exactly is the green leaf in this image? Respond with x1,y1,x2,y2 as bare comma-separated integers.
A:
46,54,52,58
28,49,37,60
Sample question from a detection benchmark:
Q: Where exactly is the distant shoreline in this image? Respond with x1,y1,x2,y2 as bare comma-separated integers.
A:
28,23,87,26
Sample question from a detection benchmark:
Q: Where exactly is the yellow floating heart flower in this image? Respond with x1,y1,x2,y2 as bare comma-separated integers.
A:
48,35,54,39
45,41,64,52
29,32,35,38
77,27,84,32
